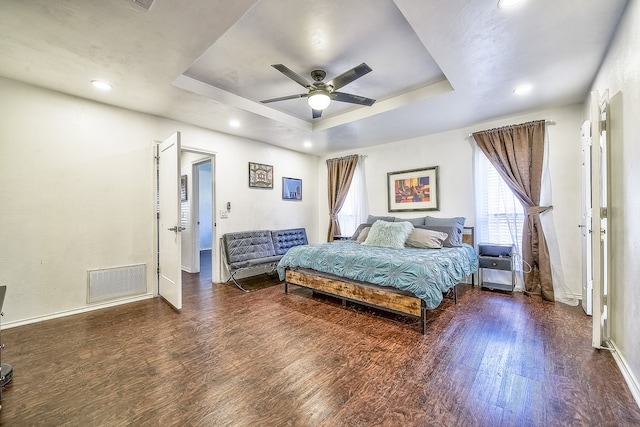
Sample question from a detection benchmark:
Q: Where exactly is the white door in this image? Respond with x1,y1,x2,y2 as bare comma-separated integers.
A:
580,121,593,315
158,132,182,310
589,90,610,348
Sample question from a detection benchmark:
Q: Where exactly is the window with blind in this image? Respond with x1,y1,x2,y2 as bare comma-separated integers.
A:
476,153,525,266
336,157,368,237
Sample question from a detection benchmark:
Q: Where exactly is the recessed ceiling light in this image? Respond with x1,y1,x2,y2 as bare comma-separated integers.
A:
90,80,112,91
513,84,532,95
229,120,241,128
498,0,524,8
303,141,313,148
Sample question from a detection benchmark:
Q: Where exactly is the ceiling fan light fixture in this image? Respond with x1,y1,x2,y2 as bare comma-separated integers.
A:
308,90,331,110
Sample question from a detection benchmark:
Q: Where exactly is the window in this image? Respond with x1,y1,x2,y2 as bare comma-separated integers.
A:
476,151,525,266
336,156,369,236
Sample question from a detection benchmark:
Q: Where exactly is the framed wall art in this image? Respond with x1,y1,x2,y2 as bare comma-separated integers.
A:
282,177,302,200
387,166,439,212
180,175,188,201
248,162,273,189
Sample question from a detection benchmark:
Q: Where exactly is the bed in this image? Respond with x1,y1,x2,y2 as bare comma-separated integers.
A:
277,220,478,334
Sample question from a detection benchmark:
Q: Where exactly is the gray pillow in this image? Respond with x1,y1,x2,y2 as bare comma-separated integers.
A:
394,217,425,226
362,220,414,249
417,224,462,247
366,215,396,223
424,217,465,243
424,216,466,228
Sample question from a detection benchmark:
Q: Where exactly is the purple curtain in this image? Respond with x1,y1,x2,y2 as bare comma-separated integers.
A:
473,120,554,301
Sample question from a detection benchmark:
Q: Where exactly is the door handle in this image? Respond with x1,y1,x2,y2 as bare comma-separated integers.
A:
168,226,186,232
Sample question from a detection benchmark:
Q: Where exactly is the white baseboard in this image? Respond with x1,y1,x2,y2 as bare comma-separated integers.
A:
609,339,640,408
2,293,154,329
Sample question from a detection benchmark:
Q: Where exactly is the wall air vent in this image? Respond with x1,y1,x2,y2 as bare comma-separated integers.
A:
131,0,155,11
87,264,147,304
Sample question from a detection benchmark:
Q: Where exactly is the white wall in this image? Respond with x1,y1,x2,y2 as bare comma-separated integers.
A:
179,129,320,243
588,0,640,403
0,77,319,326
319,104,583,297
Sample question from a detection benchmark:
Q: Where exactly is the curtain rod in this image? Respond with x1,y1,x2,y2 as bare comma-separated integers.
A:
326,154,368,161
467,120,555,138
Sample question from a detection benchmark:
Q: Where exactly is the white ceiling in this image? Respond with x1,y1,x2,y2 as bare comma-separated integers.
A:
0,0,628,155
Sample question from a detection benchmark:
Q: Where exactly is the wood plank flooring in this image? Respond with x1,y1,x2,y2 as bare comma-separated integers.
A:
0,267,639,426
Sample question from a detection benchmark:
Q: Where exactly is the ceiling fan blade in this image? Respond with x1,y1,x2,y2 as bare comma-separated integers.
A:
260,93,307,104
272,64,312,88
330,91,376,106
312,109,323,119
327,63,372,90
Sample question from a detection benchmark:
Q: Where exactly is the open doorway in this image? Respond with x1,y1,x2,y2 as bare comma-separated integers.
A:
180,151,215,282
193,159,213,279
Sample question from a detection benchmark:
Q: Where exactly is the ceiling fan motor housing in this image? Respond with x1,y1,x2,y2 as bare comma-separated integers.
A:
310,69,326,82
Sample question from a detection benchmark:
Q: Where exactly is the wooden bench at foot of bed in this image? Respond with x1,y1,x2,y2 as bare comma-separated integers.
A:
284,268,458,334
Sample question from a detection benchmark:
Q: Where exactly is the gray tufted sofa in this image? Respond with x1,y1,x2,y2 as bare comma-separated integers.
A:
221,228,308,292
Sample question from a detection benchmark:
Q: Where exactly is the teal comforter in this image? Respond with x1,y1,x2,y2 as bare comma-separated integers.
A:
277,241,479,309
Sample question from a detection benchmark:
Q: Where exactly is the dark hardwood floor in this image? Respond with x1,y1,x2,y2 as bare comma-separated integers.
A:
1,263,639,426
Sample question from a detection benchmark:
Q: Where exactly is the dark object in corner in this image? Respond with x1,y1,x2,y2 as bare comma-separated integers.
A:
0,285,14,410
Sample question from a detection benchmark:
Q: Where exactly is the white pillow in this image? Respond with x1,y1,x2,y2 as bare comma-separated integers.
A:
362,220,414,249
405,228,448,249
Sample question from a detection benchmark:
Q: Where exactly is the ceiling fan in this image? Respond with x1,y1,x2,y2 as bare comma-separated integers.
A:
260,63,376,119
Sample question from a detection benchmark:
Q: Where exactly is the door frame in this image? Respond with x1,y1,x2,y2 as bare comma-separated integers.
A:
590,89,610,349
182,148,217,283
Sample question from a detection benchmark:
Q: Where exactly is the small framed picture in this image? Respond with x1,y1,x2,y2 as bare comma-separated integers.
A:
249,162,273,189
282,177,302,200
387,166,439,211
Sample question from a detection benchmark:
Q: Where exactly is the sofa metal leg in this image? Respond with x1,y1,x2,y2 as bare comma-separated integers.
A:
227,273,250,293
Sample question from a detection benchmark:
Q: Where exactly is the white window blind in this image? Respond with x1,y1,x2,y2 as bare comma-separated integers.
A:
476,152,525,266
